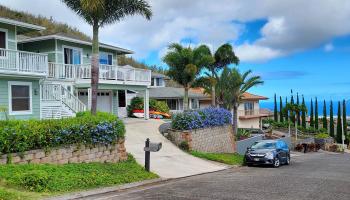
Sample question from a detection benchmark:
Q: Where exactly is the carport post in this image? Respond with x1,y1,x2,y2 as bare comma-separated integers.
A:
144,88,149,120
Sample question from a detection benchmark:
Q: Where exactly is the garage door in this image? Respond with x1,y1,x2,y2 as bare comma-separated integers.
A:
78,91,112,113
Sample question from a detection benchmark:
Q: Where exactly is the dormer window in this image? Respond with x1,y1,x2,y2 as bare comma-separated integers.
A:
151,77,164,87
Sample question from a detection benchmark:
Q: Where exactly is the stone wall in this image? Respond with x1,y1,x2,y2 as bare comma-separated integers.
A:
168,125,236,153
0,139,128,165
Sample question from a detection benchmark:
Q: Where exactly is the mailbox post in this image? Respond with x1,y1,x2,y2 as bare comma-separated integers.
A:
144,138,162,172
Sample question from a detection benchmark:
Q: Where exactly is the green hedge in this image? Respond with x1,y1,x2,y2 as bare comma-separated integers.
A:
0,112,125,155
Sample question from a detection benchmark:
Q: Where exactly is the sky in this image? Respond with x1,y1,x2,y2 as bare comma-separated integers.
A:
2,0,350,102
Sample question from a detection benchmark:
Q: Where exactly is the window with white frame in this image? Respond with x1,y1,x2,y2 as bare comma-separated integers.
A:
0,29,7,57
8,82,32,115
244,102,254,115
99,52,113,65
64,47,82,64
166,99,178,110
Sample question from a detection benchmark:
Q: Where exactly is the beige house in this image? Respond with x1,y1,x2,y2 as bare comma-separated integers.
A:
237,92,271,129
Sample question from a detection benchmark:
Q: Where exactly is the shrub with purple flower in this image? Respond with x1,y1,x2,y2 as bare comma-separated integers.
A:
0,112,125,154
171,107,232,130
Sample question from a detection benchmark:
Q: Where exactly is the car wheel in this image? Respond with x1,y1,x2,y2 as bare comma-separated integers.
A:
273,157,280,168
285,155,290,165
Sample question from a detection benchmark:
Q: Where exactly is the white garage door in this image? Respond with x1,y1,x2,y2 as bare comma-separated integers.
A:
78,91,112,113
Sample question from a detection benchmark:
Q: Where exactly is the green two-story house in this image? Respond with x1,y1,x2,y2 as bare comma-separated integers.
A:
0,17,151,120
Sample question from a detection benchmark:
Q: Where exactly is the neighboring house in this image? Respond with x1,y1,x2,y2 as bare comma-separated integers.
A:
237,92,271,129
0,17,151,120
148,72,270,128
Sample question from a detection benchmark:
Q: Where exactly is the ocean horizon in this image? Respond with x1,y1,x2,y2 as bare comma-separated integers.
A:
260,101,350,117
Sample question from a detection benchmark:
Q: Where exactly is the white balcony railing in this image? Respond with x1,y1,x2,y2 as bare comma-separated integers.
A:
48,63,151,85
238,109,260,116
0,48,48,75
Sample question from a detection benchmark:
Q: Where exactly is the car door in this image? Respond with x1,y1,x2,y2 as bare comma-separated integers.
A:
276,141,287,162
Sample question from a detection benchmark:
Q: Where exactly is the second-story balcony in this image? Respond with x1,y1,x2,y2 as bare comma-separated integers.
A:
238,109,271,119
0,48,48,77
47,63,151,86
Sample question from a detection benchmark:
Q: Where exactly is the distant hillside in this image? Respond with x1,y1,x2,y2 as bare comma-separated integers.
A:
0,5,90,41
0,5,167,75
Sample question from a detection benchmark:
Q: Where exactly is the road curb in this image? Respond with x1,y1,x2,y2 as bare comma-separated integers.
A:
46,166,237,200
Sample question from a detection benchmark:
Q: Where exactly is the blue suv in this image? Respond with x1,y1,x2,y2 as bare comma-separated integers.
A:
244,140,290,168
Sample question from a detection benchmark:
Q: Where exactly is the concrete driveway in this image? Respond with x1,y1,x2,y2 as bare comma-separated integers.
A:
84,151,350,200
123,118,228,178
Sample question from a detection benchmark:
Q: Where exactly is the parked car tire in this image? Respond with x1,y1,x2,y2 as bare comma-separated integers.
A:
285,155,290,165
273,157,280,168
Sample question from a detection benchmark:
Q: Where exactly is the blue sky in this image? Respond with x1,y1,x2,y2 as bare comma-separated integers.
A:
2,0,350,102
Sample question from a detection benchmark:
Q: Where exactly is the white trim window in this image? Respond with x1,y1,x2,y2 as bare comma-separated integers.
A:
8,81,32,115
63,46,82,65
99,52,113,65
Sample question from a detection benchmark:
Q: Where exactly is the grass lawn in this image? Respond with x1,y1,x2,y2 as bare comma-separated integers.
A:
0,154,158,200
190,151,244,165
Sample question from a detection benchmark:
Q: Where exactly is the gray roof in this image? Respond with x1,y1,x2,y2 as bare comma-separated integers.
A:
0,17,45,33
149,87,209,99
151,72,169,79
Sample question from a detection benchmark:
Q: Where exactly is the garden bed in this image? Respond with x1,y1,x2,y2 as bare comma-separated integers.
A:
0,155,158,200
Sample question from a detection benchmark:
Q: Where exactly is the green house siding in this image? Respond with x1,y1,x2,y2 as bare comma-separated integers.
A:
0,78,41,120
0,22,17,50
19,39,118,65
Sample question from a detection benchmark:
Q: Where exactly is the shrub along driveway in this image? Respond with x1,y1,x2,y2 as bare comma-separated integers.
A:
123,118,228,178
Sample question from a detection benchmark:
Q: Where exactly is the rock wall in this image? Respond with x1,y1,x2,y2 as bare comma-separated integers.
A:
0,139,128,165
168,125,236,153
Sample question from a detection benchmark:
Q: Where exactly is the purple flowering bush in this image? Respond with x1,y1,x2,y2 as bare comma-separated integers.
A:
171,107,232,130
0,112,125,154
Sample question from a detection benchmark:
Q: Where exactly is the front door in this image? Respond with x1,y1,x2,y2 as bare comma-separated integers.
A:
118,90,127,118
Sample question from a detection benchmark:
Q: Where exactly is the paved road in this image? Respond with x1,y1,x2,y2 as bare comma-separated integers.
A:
123,118,227,178
85,151,350,200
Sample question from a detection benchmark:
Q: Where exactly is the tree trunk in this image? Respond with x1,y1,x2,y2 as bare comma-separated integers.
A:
211,86,216,107
233,105,238,135
184,86,189,111
91,23,99,115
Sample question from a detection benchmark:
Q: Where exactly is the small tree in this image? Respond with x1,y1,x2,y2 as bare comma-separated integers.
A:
336,101,342,143
323,100,328,131
310,99,314,128
279,96,284,122
296,93,300,125
290,90,295,124
284,102,307,140
315,98,319,130
274,94,278,122
301,96,306,128
285,97,289,122
330,101,334,137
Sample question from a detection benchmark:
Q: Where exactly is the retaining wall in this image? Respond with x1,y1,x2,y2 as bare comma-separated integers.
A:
168,125,236,153
0,139,128,165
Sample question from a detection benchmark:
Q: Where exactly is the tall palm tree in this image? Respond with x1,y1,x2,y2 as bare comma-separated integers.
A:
206,44,239,106
163,43,214,110
62,0,152,115
216,67,263,134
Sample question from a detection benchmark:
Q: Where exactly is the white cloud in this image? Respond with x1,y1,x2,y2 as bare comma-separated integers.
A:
235,43,282,62
1,0,350,63
324,43,334,52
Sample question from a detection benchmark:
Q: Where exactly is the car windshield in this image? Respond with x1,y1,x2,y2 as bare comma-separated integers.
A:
251,141,276,149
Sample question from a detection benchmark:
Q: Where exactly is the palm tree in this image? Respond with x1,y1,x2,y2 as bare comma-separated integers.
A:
216,67,263,134
163,43,214,110
205,44,239,106
62,0,152,115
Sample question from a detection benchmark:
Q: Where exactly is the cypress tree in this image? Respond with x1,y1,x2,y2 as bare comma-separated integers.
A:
336,101,342,143
315,98,319,130
342,99,347,141
290,90,295,124
310,99,314,128
330,101,334,137
302,96,306,128
296,93,300,126
323,100,327,131
285,97,289,122
280,96,283,122
274,94,278,122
